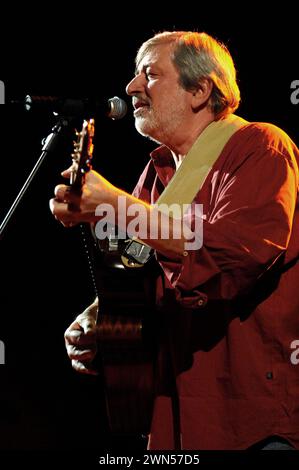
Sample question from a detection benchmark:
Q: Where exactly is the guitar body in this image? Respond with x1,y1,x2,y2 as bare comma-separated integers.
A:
92,236,159,435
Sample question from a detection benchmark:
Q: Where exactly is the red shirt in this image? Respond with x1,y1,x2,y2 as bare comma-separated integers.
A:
133,121,299,450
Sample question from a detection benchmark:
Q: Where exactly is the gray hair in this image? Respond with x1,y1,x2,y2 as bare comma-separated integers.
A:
136,31,240,116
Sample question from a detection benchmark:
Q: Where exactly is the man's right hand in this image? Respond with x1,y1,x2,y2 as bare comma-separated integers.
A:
64,300,99,376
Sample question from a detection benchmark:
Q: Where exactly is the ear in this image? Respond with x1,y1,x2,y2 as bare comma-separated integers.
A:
191,78,213,109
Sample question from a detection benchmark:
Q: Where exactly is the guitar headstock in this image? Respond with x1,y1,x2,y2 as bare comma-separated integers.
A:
70,118,95,191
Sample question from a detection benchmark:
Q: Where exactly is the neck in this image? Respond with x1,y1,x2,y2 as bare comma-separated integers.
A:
167,110,215,165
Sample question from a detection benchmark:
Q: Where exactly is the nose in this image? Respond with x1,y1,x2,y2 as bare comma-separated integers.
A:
126,74,145,96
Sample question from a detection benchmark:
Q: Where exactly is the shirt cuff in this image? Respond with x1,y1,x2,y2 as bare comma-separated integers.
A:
155,247,218,309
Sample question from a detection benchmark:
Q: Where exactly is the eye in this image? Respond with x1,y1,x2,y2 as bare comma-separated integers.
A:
145,69,157,81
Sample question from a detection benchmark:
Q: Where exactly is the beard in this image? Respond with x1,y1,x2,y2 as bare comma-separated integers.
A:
134,107,162,143
134,97,187,145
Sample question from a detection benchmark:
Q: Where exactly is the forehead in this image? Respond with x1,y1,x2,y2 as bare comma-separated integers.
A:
136,42,176,73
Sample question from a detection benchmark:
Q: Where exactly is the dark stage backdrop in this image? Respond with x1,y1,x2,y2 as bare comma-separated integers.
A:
0,8,298,456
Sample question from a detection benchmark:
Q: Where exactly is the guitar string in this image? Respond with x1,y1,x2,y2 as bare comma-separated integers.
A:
79,223,101,299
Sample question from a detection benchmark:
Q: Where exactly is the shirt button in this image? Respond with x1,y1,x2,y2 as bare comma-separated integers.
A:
266,372,273,380
198,299,205,306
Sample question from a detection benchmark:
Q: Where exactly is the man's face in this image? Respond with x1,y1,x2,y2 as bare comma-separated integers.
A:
126,42,191,144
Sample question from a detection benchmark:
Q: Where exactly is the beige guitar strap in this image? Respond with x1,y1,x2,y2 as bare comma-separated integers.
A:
156,114,248,214
123,114,248,266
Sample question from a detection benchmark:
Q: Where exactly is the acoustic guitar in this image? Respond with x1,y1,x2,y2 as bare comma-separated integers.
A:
70,118,159,435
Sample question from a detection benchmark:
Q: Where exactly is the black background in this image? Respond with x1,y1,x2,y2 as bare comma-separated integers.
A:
0,6,298,454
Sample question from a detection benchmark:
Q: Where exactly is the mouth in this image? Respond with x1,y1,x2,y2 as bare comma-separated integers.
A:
133,99,150,111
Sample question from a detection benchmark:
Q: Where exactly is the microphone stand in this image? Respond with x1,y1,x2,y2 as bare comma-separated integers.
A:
0,116,70,239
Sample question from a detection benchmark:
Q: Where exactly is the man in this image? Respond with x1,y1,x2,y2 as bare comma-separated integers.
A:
50,31,299,450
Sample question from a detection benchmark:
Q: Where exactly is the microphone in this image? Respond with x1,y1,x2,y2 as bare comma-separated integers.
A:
14,95,127,119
